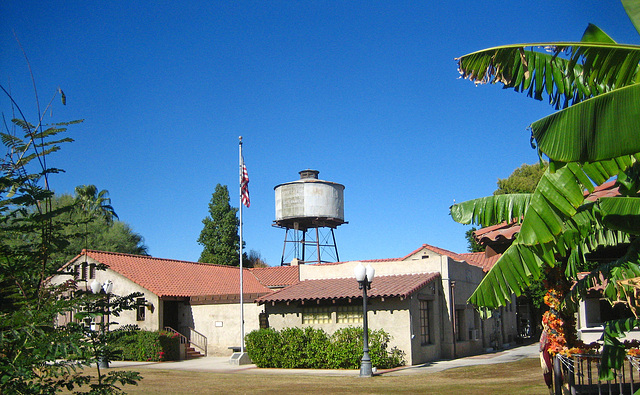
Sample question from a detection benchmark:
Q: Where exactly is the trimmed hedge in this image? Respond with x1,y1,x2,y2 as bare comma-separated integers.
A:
245,326,405,369
110,327,180,361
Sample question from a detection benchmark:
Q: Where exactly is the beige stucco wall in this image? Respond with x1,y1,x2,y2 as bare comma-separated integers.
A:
189,302,264,356
50,256,161,331
263,297,416,363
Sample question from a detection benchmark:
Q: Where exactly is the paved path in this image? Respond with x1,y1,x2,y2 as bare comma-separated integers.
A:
107,342,540,376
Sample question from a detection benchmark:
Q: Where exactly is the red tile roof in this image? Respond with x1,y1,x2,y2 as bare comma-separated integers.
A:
460,252,501,272
402,244,467,262
474,180,621,243
250,265,300,288
76,250,272,298
256,272,440,304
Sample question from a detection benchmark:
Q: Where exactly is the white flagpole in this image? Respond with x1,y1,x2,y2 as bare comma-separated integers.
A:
239,136,245,354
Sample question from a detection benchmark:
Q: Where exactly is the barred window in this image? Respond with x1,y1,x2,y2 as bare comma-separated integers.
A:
302,307,331,324
136,298,146,321
420,300,431,345
81,263,88,281
337,305,363,324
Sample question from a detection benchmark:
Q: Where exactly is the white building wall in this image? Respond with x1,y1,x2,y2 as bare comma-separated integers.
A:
190,302,264,356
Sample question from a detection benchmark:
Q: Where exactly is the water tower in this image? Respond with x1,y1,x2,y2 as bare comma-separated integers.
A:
274,170,346,265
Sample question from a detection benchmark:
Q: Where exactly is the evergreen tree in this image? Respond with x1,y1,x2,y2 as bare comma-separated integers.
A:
197,184,241,265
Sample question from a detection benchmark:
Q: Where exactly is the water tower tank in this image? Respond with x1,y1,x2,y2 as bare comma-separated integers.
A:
274,170,347,265
274,169,345,229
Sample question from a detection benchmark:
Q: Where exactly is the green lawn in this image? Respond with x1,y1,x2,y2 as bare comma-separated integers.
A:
71,357,550,394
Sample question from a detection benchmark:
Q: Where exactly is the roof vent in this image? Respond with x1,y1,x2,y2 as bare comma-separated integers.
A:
299,169,319,179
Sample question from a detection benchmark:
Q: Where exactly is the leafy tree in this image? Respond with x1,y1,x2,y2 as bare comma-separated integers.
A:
451,0,640,379
53,190,148,263
197,184,241,266
246,249,269,268
465,227,484,253
494,162,548,195
0,80,141,392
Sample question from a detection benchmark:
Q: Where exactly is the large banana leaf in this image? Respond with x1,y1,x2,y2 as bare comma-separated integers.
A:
531,83,640,163
457,42,640,109
449,194,531,227
597,196,640,234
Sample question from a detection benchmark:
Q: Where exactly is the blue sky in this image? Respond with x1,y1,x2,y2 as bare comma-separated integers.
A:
2,1,638,265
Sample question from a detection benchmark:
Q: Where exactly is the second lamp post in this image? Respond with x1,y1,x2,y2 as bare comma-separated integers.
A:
354,262,375,377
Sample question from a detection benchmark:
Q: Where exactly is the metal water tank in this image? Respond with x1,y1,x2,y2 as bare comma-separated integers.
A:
274,170,345,230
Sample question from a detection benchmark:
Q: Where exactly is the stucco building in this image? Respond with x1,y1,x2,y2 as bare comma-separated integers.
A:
52,244,516,365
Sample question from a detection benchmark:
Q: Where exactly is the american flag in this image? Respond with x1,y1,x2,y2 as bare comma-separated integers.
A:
241,158,250,208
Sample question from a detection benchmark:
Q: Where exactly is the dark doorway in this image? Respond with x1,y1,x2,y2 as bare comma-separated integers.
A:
163,300,180,330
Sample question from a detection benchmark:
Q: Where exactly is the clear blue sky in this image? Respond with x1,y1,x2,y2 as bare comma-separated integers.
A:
2,1,638,265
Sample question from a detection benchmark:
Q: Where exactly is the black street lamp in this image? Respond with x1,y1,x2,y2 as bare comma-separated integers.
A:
354,262,375,377
90,279,113,369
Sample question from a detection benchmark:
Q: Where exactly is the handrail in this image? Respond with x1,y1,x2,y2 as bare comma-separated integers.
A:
164,326,188,344
179,326,208,356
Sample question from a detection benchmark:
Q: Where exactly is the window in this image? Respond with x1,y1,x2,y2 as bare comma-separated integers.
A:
136,298,146,321
302,307,331,324
419,300,431,345
89,264,96,279
81,263,88,281
455,309,465,341
337,305,362,324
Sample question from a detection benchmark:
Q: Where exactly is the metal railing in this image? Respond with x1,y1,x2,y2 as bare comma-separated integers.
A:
180,326,208,356
555,354,640,394
163,326,188,344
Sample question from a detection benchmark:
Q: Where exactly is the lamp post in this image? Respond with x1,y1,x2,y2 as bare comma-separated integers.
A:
90,279,113,368
354,262,375,377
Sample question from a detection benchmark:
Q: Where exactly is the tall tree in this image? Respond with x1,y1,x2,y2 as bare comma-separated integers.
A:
451,0,640,378
197,184,241,266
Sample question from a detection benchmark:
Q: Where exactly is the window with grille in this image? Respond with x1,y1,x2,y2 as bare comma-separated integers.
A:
136,298,146,321
302,307,331,324
420,300,431,345
336,305,363,324
81,263,88,281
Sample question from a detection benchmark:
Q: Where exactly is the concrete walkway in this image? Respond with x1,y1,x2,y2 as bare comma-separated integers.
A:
107,342,540,376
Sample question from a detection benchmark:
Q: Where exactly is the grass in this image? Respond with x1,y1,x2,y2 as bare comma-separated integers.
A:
69,357,550,394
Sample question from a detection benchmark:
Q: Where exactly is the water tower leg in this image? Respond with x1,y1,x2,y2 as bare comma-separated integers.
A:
331,228,339,262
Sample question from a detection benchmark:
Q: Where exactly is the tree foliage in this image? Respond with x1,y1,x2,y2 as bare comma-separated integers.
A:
53,191,148,263
0,80,141,392
494,162,548,195
197,184,241,266
451,0,640,379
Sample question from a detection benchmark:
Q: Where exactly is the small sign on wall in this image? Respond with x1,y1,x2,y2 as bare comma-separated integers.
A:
215,321,223,327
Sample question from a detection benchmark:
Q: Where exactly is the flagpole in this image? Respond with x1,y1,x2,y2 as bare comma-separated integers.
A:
238,136,245,355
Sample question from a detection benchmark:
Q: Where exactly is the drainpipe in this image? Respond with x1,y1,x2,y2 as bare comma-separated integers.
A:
450,281,457,359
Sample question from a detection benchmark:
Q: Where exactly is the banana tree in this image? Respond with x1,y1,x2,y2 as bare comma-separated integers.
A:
452,0,640,378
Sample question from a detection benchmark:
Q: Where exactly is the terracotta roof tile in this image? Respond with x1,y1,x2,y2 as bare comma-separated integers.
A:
250,265,300,287
256,272,440,304
79,250,272,298
474,181,621,243
460,252,501,272
403,244,467,262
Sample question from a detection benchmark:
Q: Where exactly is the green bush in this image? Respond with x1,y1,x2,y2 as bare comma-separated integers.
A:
245,326,405,369
111,327,180,361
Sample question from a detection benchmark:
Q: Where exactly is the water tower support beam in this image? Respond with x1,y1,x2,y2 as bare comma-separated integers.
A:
332,228,340,262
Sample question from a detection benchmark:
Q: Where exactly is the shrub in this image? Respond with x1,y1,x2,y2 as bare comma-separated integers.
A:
111,327,180,361
245,326,405,369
